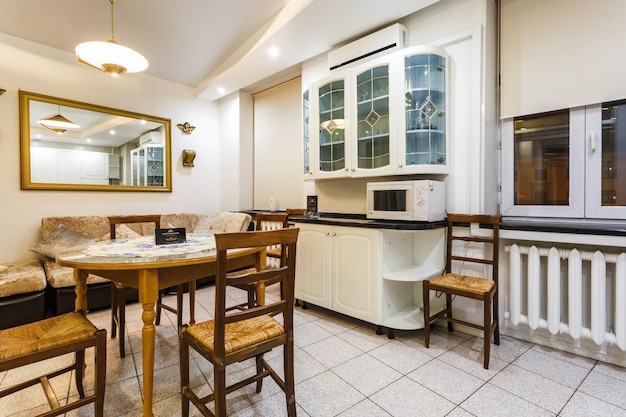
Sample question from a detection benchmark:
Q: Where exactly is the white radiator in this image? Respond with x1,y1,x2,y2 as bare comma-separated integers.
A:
506,244,626,352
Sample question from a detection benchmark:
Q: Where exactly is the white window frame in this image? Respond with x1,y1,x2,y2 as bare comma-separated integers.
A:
501,106,586,218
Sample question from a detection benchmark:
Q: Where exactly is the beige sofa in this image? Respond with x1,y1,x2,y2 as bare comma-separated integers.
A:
36,212,252,315
0,259,47,329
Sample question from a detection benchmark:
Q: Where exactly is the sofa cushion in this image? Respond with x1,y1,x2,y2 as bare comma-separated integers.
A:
0,259,46,298
43,257,109,289
31,225,96,258
160,213,202,231
193,212,252,233
42,216,110,239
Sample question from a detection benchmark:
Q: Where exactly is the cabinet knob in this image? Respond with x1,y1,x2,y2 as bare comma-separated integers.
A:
332,232,336,236
398,164,403,168
326,232,330,236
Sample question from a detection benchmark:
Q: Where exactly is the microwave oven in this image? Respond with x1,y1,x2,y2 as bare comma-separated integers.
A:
366,180,446,221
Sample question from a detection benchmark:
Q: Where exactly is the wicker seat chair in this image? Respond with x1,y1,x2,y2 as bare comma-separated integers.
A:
0,312,106,416
179,228,299,416
108,214,192,358
422,213,501,369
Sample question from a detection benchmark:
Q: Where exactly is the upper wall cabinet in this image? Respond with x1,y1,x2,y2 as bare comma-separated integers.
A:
307,45,448,180
312,71,351,179
397,45,449,175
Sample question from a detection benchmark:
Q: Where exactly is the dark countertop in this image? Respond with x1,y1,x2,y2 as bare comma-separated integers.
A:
242,211,446,231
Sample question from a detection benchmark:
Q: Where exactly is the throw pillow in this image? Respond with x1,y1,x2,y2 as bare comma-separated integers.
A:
31,225,96,258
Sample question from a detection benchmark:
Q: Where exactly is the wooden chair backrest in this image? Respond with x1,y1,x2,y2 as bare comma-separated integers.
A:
255,212,289,231
445,213,501,283
213,228,299,359
108,214,162,239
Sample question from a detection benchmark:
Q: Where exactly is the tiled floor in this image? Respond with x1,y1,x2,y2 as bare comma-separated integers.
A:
2,284,626,417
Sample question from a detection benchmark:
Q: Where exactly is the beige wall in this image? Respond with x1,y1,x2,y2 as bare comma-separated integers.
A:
0,33,227,263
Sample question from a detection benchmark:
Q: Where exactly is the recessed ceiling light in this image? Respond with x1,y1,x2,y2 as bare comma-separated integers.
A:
109,130,116,135
217,87,226,94
268,47,279,58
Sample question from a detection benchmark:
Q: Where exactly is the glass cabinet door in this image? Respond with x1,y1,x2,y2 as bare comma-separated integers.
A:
351,61,397,177
399,46,448,174
315,75,350,178
146,146,164,186
131,145,164,186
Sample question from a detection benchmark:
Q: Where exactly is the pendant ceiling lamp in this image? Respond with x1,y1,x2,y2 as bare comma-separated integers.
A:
38,105,80,135
75,0,148,77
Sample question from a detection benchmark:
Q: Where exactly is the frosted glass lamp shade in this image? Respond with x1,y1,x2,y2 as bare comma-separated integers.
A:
76,40,149,76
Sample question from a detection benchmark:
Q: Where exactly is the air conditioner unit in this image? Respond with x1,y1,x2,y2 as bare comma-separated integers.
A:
328,23,407,71
139,131,162,145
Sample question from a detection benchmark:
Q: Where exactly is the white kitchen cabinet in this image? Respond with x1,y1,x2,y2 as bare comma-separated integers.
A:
295,224,333,309
396,45,449,175
308,45,448,179
295,223,380,324
311,71,351,179
295,222,446,334
332,226,380,324
131,144,165,186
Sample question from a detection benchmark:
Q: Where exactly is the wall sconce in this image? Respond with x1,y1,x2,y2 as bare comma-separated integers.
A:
182,149,196,167
177,122,196,135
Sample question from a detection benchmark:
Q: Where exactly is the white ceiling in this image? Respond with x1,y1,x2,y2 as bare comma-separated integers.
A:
0,0,438,100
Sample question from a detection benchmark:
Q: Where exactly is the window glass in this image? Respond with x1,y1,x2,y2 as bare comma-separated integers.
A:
513,110,569,205
601,99,626,206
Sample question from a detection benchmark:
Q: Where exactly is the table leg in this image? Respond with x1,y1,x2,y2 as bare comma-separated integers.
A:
138,269,158,417
74,269,88,315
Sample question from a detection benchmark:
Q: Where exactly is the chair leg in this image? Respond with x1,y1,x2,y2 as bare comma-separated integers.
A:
94,329,107,417
189,280,196,325
118,286,126,358
422,280,431,348
155,291,163,325
493,290,500,346
110,284,118,339
284,339,296,417
445,293,454,332
176,284,184,328
214,365,227,417
483,295,492,369
75,349,86,398
179,333,190,417
255,355,264,393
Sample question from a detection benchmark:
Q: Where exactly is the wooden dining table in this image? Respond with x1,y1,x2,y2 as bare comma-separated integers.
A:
57,233,265,417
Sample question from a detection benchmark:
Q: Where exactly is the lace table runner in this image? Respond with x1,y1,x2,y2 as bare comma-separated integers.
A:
84,234,216,258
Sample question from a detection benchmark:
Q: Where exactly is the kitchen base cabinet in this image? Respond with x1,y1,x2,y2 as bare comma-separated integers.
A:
380,228,446,338
295,221,446,337
295,224,332,309
332,226,380,325
295,224,379,324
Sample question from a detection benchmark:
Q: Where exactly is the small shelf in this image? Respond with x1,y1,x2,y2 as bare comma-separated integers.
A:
383,264,442,282
382,304,425,330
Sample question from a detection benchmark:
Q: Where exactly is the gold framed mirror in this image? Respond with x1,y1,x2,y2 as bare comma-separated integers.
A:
19,90,172,191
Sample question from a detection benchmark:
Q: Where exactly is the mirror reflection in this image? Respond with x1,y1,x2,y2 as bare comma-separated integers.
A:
19,91,172,191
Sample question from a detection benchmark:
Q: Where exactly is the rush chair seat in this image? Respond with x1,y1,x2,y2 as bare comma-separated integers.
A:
422,213,501,369
0,312,106,417
108,214,191,358
179,228,300,417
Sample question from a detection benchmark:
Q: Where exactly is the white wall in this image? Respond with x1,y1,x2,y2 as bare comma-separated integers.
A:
0,33,226,263
253,78,306,211
300,0,496,215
